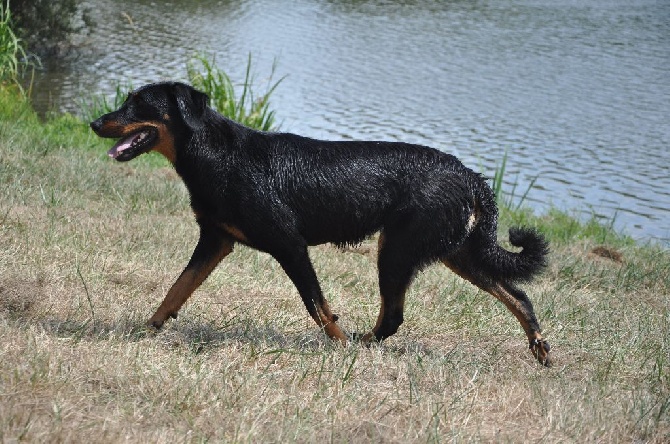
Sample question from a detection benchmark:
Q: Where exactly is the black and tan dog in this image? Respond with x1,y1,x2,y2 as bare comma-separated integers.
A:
91,82,551,365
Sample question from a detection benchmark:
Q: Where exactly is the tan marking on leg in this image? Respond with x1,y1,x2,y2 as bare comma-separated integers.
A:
322,321,348,344
221,223,249,244
441,259,551,365
377,232,385,252
488,285,552,366
361,296,386,343
362,287,408,343
314,301,347,344
443,258,535,333
148,239,233,328
361,232,388,342
488,284,534,333
487,285,550,365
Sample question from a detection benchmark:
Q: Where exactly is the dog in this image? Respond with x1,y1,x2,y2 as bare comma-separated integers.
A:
90,82,551,365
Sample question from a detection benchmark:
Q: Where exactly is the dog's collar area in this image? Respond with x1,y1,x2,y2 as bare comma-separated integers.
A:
108,127,158,161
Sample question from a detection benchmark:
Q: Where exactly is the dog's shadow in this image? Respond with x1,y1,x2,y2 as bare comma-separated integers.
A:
0,275,436,357
0,274,322,352
15,308,364,356
12,309,433,358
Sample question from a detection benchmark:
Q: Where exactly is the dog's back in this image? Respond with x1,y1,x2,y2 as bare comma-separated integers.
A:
274,137,481,246
185,119,487,253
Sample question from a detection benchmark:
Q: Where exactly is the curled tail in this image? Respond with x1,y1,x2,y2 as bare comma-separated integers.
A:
481,227,549,283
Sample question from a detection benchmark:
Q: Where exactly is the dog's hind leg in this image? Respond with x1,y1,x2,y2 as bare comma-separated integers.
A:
360,233,419,343
274,244,348,344
442,259,551,366
147,222,234,330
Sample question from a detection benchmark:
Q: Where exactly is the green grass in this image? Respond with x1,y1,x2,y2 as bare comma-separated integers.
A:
187,53,284,131
1,86,669,442
0,1,25,85
78,82,132,126
492,150,538,211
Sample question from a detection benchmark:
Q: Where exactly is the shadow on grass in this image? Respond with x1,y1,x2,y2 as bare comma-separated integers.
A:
0,273,302,351
6,302,444,359
1,273,476,360
3,297,348,356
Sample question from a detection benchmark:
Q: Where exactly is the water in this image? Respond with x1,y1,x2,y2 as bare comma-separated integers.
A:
27,0,670,245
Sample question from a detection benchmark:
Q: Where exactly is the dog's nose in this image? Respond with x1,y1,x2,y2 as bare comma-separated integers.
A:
90,119,103,133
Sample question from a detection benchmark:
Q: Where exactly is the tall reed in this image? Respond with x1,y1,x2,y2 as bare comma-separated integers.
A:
79,83,132,124
81,55,284,133
187,53,284,131
0,1,26,84
492,150,538,210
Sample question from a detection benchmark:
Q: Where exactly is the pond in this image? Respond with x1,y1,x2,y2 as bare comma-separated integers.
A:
27,0,670,245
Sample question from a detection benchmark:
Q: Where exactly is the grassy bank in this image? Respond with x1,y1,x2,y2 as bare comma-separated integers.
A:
1,86,668,442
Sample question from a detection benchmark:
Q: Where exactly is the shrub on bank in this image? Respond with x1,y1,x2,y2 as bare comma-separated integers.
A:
9,0,92,56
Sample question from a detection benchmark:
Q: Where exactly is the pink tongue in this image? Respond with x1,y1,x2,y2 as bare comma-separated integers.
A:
107,135,137,158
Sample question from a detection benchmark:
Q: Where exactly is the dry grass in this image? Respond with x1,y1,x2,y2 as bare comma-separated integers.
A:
1,96,669,442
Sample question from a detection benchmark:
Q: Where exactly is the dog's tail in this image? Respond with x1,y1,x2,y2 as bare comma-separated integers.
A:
482,227,549,283
464,180,548,283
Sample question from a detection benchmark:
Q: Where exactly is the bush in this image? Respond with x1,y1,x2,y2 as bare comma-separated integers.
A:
10,0,90,56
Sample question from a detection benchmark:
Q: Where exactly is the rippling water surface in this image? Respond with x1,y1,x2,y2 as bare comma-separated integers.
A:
29,0,670,244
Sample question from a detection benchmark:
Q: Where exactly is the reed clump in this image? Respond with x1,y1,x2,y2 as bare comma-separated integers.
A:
0,1,26,85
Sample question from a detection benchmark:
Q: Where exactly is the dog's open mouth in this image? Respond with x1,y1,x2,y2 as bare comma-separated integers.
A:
108,128,158,161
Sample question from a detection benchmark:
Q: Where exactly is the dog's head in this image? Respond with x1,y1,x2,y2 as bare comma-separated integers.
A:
90,82,209,163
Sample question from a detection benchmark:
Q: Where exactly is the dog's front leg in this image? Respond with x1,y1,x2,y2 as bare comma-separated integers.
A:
274,246,348,344
147,222,234,330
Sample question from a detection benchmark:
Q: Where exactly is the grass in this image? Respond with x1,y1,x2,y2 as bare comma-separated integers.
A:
492,150,538,211
1,86,669,442
78,82,132,126
0,1,26,85
187,53,284,131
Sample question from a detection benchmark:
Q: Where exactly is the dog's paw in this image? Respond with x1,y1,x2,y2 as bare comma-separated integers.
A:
146,319,163,332
529,338,552,367
146,312,178,332
145,322,161,336
351,331,377,345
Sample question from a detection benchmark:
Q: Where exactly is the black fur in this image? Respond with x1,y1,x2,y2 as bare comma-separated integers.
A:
90,81,552,365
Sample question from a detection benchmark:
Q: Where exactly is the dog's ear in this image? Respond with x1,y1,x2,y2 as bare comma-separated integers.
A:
172,83,210,130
